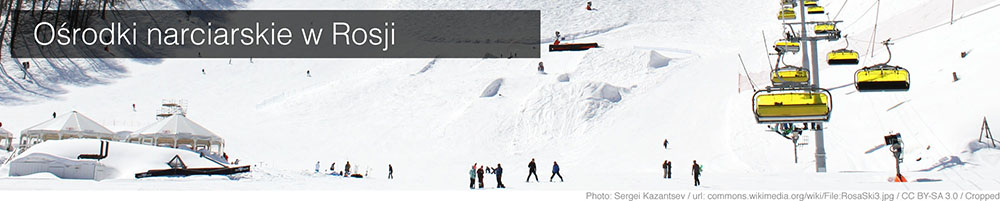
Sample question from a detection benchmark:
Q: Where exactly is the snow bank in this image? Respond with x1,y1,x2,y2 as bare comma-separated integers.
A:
7,139,222,180
479,78,504,97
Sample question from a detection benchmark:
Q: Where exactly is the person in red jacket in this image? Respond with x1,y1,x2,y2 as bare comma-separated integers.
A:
586,1,592,10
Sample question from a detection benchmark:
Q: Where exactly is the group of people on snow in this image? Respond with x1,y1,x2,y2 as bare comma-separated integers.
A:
470,163,505,189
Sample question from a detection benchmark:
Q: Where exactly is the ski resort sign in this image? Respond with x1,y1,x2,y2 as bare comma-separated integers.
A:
12,10,540,58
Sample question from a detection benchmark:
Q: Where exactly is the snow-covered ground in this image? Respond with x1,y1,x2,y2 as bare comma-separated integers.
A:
0,0,999,191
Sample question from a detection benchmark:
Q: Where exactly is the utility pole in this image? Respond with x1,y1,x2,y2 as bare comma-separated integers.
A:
951,0,955,25
797,0,827,173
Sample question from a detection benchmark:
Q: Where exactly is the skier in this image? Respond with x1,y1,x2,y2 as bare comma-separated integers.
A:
307,70,311,77
469,164,477,189
201,69,206,75
663,160,672,178
692,160,702,186
477,166,486,189
495,163,505,188
537,62,545,72
550,161,563,182
345,161,351,176
586,1,592,10
315,161,321,173
663,139,669,150
526,158,538,182
388,164,394,179
52,112,56,118
21,62,29,79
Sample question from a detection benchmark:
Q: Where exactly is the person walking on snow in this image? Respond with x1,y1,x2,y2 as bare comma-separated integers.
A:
550,161,563,182
477,166,486,189
663,139,669,150
526,158,539,182
495,163,505,188
663,160,672,178
388,164,394,179
469,164,477,189
345,161,352,176
315,161,321,173
692,160,702,186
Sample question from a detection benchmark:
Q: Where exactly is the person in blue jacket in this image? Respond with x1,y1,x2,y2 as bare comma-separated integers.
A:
550,161,563,182
469,164,477,189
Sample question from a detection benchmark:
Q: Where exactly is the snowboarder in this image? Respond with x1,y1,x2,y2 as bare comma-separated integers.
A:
52,112,56,118
307,70,311,77
477,166,486,189
345,161,352,176
692,160,702,186
663,160,672,178
132,104,136,112
526,158,538,182
550,161,563,182
315,161,321,173
388,164,394,179
537,62,545,72
330,162,336,171
201,69,206,75
469,164,477,189
495,163,505,188
663,139,669,150
586,1,592,10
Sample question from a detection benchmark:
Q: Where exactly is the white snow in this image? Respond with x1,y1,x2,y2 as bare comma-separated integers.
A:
0,0,997,191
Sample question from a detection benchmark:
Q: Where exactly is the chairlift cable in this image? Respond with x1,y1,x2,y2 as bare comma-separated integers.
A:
831,0,849,21
738,54,758,91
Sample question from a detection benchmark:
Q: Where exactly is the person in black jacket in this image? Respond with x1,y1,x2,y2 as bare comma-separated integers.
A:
388,164,393,179
663,160,672,179
526,158,538,182
692,160,701,186
495,163,505,188
477,166,486,189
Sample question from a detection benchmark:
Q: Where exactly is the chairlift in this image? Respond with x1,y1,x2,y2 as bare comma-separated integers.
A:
774,40,800,53
778,7,796,20
855,64,910,91
772,65,810,85
827,49,859,65
753,87,832,123
804,0,818,6
807,6,825,14
781,0,797,7
855,39,910,91
814,23,837,34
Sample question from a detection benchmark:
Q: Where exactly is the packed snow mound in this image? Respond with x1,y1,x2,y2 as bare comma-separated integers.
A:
480,78,504,97
6,139,221,179
648,51,672,68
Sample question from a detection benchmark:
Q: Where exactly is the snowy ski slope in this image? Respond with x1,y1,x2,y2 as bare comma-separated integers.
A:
0,0,998,191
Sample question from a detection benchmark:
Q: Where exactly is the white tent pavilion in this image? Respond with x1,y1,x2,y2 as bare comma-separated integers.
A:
1,128,12,151
19,111,118,148
128,115,225,154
